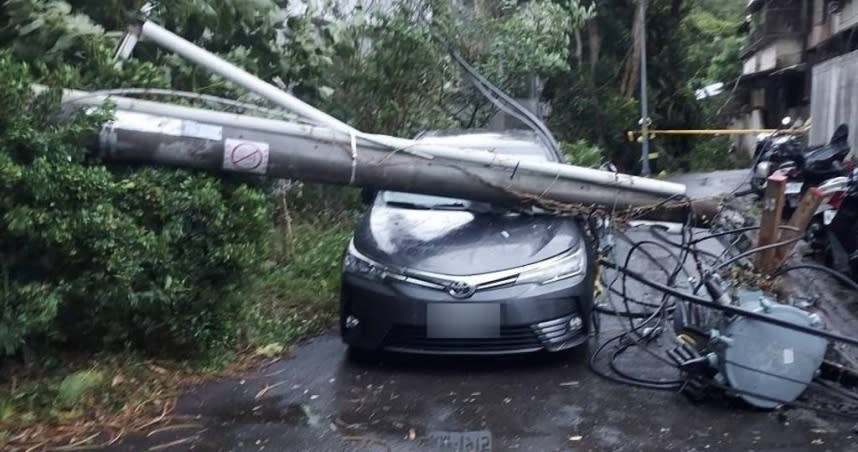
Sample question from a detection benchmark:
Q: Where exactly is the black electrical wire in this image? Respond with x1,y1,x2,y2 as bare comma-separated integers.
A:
689,236,804,295
607,284,667,308
594,305,657,318
588,334,682,391
602,259,858,348
647,227,720,260
613,238,690,322
591,212,858,413
590,212,696,390
688,224,800,246
614,231,678,277
710,235,804,272
597,238,678,321
772,263,858,292
609,343,683,390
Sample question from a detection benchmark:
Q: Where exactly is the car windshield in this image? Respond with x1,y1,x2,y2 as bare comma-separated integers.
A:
382,192,480,210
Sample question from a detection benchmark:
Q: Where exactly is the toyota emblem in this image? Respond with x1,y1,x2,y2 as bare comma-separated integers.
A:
447,281,476,299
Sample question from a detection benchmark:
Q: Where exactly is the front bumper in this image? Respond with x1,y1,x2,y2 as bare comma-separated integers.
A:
340,272,593,355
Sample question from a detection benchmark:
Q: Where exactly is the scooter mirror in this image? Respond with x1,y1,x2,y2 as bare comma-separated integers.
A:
781,116,792,126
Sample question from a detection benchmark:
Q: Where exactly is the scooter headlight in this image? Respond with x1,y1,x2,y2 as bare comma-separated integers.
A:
754,161,771,178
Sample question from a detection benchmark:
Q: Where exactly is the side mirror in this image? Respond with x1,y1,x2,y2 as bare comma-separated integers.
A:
360,188,377,205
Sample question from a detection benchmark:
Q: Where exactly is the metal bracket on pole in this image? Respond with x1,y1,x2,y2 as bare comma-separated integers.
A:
113,26,140,62
112,2,154,62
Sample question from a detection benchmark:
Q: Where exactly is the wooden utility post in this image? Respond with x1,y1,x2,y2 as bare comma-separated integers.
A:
776,187,825,263
756,174,787,273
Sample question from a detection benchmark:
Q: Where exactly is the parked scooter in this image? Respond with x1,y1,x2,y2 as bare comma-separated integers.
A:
751,122,850,218
776,124,850,217
749,117,805,197
808,170,858,279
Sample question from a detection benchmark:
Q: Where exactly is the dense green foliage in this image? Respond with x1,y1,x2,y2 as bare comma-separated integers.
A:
0,57,271,355
547,0,746,171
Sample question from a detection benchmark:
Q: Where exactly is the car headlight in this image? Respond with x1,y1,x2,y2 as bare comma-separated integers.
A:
515,248,585,285
343,253,385,280
343,243,403,281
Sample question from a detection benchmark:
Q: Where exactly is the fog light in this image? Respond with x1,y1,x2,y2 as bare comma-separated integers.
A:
345,315,360,329
568,316,583,331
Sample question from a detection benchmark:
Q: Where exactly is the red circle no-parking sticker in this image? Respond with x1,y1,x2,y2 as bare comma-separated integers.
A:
223,138,270,174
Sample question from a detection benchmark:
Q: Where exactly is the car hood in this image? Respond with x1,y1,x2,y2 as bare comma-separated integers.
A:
353,205,582,275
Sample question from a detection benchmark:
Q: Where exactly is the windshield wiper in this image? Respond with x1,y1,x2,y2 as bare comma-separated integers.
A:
429,202,470,210
384,201,433,210
385,200,477,211
386,200,538,215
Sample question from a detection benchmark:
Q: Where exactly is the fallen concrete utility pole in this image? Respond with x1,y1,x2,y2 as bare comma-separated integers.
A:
46,20,705,216
60,90,669,209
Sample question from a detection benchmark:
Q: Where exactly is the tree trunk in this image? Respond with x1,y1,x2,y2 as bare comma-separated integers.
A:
574,29,583,68
587,19,601,80
620,2,642,98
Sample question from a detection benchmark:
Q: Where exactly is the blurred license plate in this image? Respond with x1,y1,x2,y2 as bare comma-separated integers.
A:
425,430,492,451
785,182,803,194
427,304,499,338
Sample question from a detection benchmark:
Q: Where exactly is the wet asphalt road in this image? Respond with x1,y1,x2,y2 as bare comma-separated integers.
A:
110,170,858,452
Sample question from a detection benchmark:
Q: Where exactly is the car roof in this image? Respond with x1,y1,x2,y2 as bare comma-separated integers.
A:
414,129,560,162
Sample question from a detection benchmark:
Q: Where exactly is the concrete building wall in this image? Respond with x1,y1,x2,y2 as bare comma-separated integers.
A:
836,0,858,31
810,48,858,154
742,39,803,74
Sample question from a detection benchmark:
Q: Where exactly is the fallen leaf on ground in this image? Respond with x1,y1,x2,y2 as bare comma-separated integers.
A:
148,365,168,375
254,381,287,400
255,343,284,358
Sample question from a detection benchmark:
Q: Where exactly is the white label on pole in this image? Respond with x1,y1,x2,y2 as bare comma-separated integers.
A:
783,348,794,365
223,138,270,174
182,121,222,141
112,111,222,141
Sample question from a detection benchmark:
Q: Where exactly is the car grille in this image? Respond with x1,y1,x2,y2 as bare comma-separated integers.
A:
383,314,583,354
384,324,542,353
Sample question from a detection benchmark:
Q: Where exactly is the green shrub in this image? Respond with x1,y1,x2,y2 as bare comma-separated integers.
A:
0,55,271,356
245,219,354,346
55,370,103,409
560,139,604,167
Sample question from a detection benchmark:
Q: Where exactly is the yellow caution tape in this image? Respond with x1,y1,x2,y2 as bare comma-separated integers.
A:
625,121,813,141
